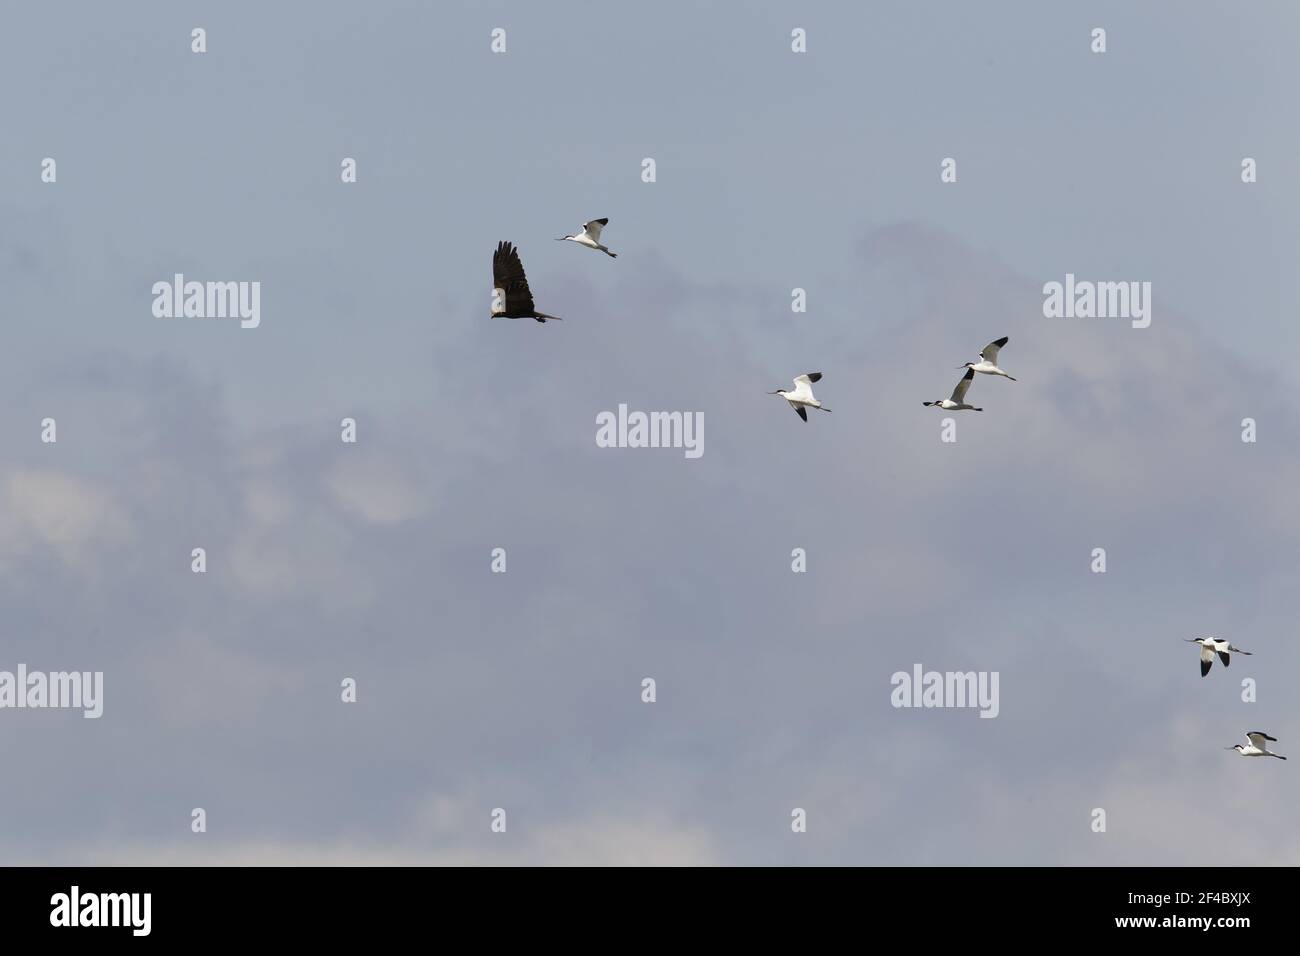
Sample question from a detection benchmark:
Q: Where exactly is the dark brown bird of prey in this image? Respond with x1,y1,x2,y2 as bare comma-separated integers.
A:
491,241,562,322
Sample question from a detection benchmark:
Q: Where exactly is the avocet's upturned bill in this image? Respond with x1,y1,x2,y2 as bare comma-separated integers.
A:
923,368,982,411
961,336,1016,380
1228,732,1287,760
1186,637,1252,678
556,218,617,258
769,373,831,422
491,241,562,322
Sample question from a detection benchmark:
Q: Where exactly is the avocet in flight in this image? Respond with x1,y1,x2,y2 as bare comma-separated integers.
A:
492,241,562,322
1228,732,1287,760
961,336,1016,380
769,373,831,422
923,368,982,411
1186,637,1252,677
556,218,617,258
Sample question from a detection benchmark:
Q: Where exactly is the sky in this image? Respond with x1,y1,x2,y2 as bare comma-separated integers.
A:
2,0,1298,865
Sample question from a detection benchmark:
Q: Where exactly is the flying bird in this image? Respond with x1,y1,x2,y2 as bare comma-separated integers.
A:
923,368,982,411
1186,637,1252,677
1227,731,1287,760
491,241,562,322
769,373,831,422
557,218,617,258
961,336,1016,380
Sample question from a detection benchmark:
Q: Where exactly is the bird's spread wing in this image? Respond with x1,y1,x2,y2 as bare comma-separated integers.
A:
1200,657,1212,677
1217,649,1231,667
794,372,823,385
1247,732,1277,747
583,218,608,241
792,403,808,422
787,381,815,403
980,336,1008,363
951,368,975,403
493,241,535,314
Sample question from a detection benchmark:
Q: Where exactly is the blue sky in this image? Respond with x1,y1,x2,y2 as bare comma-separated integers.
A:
1,1,1298,864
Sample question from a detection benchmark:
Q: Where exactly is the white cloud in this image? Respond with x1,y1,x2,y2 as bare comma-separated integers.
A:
46,819,721,867
0,466,132,571
327,457,430,525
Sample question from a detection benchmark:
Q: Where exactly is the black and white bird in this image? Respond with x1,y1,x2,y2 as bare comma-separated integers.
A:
769,373,831,422
491,241,562,322
961,336,1016,380
923,368,982,411
1227,731,1287,760
556,218,617,258
1186,637,1252,677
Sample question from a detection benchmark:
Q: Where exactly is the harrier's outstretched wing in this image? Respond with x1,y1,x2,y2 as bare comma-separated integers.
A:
493,241,535,315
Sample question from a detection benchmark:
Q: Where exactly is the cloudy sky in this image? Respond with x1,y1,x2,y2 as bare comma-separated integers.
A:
2,1,1298,865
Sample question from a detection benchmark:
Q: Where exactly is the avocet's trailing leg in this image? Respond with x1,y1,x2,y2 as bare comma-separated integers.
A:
961,336,1016,380
769,373,831,422
1227,732,1287,759
1186,637,1252,677
923,368,982,411
556,218,618,258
